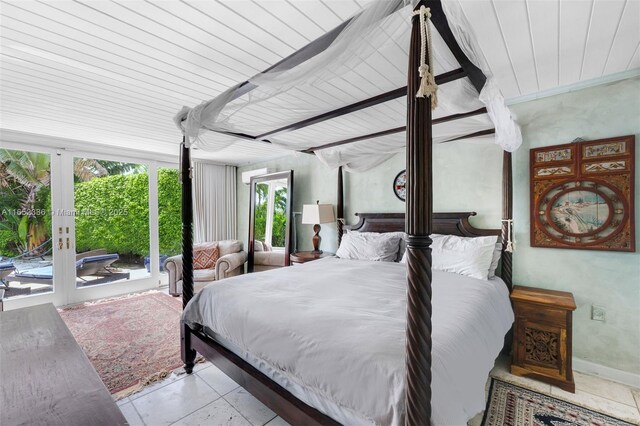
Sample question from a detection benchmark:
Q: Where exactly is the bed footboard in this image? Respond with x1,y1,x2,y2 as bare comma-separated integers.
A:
183,326,339,426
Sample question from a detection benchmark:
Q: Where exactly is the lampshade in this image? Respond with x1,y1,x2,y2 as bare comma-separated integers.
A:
301,203,335,224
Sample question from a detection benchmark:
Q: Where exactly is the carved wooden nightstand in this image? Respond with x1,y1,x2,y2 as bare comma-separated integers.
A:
289,251,334,265
511,285,577,393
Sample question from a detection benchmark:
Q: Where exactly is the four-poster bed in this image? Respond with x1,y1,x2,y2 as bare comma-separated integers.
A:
176,0,520,424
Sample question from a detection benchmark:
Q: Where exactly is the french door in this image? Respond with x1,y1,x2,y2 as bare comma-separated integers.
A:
1,142,169,309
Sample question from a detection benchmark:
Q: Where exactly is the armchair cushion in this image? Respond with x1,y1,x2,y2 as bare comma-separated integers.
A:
219,240,243,256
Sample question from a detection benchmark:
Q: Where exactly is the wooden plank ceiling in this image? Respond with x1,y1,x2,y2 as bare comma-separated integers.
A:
0,0,638,165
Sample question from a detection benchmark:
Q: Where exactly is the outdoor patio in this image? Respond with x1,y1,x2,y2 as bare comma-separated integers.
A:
1,255,166,300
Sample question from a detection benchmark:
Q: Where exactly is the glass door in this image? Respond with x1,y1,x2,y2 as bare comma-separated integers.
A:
0,145,69,309
1,145,163,308
66,154,159,304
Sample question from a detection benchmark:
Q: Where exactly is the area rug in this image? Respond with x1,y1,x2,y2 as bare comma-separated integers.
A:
59,291,185,399
482,378,635,426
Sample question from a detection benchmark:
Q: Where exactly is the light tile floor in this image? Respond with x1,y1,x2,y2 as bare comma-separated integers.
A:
119,355,640,426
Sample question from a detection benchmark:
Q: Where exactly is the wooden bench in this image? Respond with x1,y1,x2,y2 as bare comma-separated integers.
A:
0,303,127,425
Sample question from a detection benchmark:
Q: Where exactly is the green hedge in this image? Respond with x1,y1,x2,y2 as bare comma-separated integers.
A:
157,169,182,256
74,169,181,258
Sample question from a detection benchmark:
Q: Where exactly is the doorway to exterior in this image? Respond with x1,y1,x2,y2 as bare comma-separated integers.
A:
1,143,177,309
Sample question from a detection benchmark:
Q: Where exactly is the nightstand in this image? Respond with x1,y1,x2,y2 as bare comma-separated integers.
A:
511,285,577,392
289,251,334,265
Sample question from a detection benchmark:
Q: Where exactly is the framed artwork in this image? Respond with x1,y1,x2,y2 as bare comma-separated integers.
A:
393,169,406,201
530,135,635,252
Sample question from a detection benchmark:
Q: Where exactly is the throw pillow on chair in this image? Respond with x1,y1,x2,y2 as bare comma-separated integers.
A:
194,242,219,270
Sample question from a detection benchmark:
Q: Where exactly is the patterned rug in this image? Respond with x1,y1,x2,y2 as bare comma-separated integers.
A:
59,291,184,399
482,379,635,426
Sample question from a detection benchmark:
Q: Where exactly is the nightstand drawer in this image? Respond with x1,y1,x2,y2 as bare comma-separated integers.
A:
514,302,567,325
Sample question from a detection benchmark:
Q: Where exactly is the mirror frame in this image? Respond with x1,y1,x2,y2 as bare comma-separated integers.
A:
248,170,294,272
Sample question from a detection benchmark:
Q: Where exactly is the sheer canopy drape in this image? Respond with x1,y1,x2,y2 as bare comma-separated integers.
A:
193,162,237,243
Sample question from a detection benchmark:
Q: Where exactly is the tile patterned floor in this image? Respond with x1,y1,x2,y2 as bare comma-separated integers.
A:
119,355,640,426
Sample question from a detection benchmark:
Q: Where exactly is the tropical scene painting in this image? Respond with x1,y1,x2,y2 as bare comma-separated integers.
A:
550,190,609,235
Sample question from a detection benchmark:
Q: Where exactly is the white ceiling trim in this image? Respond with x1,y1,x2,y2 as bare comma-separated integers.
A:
505,68,639,105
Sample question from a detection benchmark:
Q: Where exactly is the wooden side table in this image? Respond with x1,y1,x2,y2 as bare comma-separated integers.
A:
289,251,334,265
511,285,577,392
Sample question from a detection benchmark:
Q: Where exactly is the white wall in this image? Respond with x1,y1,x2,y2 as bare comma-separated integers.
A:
510,77,640,376
237,141,503,254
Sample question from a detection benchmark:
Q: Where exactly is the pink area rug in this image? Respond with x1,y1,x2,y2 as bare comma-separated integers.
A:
59,291,184,399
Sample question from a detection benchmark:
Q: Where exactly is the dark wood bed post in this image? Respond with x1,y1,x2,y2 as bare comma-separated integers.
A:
180,137,197,374
404,2,433,425
501,151,513,290
337,166,344,245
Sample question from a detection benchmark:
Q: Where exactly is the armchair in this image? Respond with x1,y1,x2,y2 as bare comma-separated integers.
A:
253,240,286,272
164,240,247,297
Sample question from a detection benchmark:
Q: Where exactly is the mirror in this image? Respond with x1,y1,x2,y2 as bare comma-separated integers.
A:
248,171,293,273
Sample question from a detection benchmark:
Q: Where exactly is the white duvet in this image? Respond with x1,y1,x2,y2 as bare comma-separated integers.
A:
182,257,513,426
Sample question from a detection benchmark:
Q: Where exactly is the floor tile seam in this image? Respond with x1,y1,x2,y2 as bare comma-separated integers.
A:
261,414,278,425
164,394,225,426
128,374,188,402
221,392,271,426
194,369,242,397
132,375,222,426
558,386,638,409
129,401,146,426
166,392,246,426
546,387,640,421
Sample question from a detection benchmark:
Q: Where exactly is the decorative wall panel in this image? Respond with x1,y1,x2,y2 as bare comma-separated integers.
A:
530,135,635,251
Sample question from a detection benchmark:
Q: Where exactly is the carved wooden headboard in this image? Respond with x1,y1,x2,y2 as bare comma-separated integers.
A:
344,212,500,237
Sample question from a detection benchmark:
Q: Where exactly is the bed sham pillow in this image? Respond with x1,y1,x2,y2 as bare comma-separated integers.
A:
431,235,497,280
400,234,497,280
347,231,406,261
336,231,403,262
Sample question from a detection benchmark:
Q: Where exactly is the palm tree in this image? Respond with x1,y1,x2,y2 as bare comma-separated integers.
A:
0,149,141,252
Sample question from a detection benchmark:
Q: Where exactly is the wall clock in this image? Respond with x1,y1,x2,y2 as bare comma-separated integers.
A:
393,170,406,201
530,136,635,252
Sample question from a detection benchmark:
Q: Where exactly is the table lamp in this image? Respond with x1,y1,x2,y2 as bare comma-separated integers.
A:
301,201,335,254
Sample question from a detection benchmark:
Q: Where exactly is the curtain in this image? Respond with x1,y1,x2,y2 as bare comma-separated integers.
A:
193,162,237,243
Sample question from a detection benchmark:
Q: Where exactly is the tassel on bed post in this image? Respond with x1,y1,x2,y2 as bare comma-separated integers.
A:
180,136,197,374
404,1,433,425
337,166,344,246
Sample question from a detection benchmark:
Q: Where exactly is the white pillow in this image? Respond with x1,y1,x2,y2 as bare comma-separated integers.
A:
356,231,406,262
487,242,503,279
400,234,497,280
432,235,497,280
399,234,444,264
336,232,402,262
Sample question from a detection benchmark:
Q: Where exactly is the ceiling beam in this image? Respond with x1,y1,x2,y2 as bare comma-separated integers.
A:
303,126,405,154
254,68,467,140
203,127,273,144
428,0,487,93
441,128,495,143
303,107,488,153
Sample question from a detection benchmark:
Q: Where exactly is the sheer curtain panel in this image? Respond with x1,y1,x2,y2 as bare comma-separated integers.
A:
193,162,237,243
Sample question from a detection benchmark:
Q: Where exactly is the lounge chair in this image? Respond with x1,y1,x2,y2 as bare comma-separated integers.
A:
0,262,15,286
8,253,128,285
